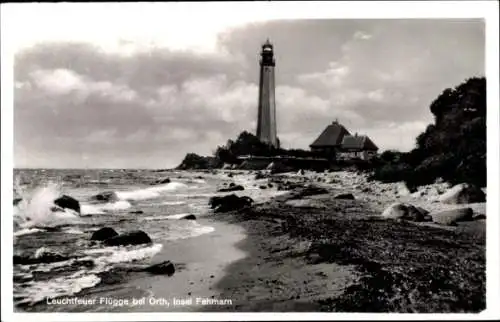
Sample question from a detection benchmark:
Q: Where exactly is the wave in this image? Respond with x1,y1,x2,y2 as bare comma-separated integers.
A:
141,213,190,221
13,228,44,237
114,182,189,201
15,243,163,306
161,201,187,206
80,200,132,215
14,183,83,229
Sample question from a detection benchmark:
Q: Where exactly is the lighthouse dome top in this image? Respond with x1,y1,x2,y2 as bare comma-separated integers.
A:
262,38,273,50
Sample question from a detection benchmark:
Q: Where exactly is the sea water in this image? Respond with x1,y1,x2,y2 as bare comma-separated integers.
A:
12,168,286,311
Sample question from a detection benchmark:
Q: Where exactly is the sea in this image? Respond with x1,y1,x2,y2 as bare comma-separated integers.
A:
12,168,287,312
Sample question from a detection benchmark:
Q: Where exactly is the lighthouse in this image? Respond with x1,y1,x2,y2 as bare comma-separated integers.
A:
256,39,279,148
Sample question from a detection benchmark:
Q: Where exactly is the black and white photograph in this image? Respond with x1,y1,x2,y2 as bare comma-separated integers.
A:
1,1,499,320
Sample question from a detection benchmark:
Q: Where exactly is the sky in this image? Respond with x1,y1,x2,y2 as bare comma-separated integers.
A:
6,3,486,169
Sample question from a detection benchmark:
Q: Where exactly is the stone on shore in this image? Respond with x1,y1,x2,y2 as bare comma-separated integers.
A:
91,191,119,203
209,194,253,213
430,208,474,225
381,202,426,221
334,193,355,200
438,183,486,204
54,195,81,214
14,198,23,206
218,185,245,192
104,230,152,246
154,178,171,185
144,260,175,276
291,185,329,199
181,214,197,220
91,227,119,241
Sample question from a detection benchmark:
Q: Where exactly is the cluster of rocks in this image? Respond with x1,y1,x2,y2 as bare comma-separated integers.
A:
381,202,478,226
91,228,152,246
209,194,254,213
217,183,245,192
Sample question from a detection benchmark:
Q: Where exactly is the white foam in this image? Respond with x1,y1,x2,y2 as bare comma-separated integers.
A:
14,183,83,228
13,228,43,237
80,204,106,215
80,200,132,215
14,271,101,305
161,201,187,206
141,213,190,221
89,243,163,265
113,182,189,201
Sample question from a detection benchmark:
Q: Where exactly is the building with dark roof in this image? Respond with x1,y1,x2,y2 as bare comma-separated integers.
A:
309,120,379,160
338,133,378,160
309,120,351,158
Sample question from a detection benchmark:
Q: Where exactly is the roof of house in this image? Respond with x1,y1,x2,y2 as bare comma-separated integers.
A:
341,135,379,151
310,121,351,148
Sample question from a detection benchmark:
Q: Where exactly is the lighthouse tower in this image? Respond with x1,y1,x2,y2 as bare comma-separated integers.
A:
256,39,278,148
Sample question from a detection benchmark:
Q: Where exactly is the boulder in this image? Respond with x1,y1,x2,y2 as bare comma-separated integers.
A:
54,195,81,214
217,185,244,192
209,194,254,213
381,203,426,221
438,183,486,204
91,227,119,241
334,193,355,200
145,260,175,276
128,210,144,214
91,191,119,203
430,208,474,225
13,198,22,206
104,230,152,246
259,185,267,189
181,214,197,220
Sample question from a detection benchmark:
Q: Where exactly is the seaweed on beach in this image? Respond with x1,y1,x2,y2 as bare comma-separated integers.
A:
231,193,486,313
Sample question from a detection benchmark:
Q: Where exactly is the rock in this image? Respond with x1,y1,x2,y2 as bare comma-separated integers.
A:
229,182,235,187
145,260,175,276
91,227,119,241
255,172,267,180
439,183,485,204
104,230,152,246
217,185,244,192
291,185,329,199
209,194,254,213
259,185,267,189
155,178,171,185
181,214,196,220
14,198,22,206
415,206,429,216
128,210,144,214
334,193,355,200
54,195,81,214
91,191,119,203
430,208,474,225
227,173,234,178
381,203,426,221
268,183,273,188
